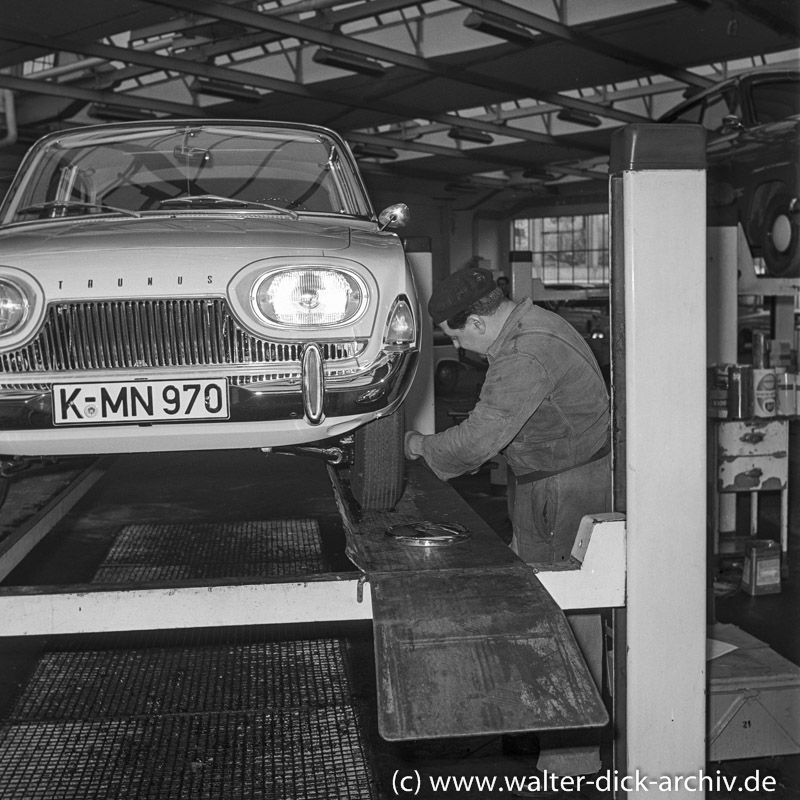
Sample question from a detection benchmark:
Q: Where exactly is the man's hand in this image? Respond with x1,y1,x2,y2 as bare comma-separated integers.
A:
404,430,424,460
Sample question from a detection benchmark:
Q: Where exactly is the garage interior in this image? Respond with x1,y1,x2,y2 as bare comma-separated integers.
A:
0,1,799,798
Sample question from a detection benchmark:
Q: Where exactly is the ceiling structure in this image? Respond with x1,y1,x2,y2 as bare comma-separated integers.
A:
0,0,798,213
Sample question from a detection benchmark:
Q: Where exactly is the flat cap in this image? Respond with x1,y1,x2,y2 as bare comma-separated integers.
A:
427,266,496,324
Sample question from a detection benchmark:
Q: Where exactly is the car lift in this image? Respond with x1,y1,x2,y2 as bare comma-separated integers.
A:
0,126,709,798
709,218,797,568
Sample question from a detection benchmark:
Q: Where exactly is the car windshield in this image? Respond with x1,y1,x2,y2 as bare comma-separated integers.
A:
2,123,372,223
750,78,800,125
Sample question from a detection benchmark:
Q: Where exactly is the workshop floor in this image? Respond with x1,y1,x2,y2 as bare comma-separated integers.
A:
0,371,796,798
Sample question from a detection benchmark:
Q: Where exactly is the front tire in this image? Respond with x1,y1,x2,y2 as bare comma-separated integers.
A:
350,405,406,510
761,190,799,277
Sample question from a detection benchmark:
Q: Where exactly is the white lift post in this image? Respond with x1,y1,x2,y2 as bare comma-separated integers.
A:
610,125,708,796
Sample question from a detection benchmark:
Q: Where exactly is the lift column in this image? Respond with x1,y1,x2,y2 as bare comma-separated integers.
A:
610,125,707,796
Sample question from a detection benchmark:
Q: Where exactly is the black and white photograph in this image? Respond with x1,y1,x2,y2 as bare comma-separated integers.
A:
0,1,797,797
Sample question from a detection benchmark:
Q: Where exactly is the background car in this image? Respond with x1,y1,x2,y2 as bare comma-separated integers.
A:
660,68,800,278
0,120,419,510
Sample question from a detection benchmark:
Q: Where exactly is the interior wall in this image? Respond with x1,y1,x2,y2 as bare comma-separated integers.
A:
364,172,611,286
366,181,450,283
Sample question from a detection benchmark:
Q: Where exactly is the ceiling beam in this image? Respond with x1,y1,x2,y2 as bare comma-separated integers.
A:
0,72,199,117
346,131,607,181
675,0,798,41
0,24,321,99
141,0,651,125
0,22,609,156
457,0,714,89
728,0,799,41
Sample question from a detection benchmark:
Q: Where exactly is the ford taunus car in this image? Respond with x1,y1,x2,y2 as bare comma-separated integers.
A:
660,69,800,277
0,121,419,509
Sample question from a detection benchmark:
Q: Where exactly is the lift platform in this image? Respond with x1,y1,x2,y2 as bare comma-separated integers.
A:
0,449,623,797
332,462,609,741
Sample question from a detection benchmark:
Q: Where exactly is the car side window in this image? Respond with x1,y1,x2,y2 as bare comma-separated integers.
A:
750,79,800,125
670,100,703,124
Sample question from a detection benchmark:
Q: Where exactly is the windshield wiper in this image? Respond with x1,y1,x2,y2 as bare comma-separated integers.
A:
16,200,141,218
159,194,299,219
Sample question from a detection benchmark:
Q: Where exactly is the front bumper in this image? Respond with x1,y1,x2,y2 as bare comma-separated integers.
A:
0,349,417,457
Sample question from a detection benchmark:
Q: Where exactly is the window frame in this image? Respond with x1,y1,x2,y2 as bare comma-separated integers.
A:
511,212,609,286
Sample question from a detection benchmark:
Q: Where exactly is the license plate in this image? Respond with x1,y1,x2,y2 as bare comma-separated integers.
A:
52,379,229,425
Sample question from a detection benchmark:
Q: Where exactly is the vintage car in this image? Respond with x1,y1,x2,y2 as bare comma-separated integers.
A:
659,68,800,278
0,121,419,509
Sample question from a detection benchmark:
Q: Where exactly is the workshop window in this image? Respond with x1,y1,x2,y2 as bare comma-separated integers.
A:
512,213,609,285
23,53,56,75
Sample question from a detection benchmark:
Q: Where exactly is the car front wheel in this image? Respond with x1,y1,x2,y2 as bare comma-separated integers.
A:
761,190,799,277
350,405,406,511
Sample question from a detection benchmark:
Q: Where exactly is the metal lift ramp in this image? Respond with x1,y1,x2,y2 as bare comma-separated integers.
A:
334,461,609,741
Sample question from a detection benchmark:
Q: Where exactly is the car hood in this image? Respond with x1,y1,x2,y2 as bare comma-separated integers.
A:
709,116,800,160
0,215,357,258
0,215,405,301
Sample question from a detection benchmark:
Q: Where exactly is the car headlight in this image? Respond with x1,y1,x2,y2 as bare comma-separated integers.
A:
252,268,366,327
0,279,29,335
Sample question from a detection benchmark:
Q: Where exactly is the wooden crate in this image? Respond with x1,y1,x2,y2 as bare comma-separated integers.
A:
708,624,800,761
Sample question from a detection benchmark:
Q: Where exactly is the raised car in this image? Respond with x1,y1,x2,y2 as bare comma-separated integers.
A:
0,121,419,509
660,68,800,277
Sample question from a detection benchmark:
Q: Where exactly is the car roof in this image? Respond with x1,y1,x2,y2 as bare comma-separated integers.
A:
27,119,349,149
658,68,800,122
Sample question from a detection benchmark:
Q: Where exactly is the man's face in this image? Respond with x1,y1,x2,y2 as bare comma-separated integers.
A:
440,317,490,355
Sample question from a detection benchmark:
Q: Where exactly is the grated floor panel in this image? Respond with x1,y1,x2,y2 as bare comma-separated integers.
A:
5,639,352,722
92,519,327,583
0,517,378,799
0,706,373,800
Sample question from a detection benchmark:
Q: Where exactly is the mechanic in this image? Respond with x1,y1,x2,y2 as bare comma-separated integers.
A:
404,265,611,565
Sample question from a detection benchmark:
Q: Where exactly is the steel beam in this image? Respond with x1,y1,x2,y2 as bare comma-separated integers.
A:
0,576,373,636
143,0,650,125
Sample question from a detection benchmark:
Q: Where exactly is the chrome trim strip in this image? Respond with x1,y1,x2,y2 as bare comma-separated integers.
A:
0,352,384,387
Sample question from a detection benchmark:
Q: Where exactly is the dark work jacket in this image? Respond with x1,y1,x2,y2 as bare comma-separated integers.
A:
418,298,609,481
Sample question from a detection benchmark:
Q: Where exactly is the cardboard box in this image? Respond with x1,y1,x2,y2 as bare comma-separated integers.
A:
708,624,800,761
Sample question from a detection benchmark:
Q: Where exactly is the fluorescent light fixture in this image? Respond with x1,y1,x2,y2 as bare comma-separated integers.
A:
522,167,556,181
556,108,602,128
463,10,536,46
352,143,398,160
682,85,705,100
190,75,262,103
444,182,480,194
88,103,158,121
448,127,493,145
312,48,387,77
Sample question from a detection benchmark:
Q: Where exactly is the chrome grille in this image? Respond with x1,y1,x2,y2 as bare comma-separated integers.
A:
0,300,363,375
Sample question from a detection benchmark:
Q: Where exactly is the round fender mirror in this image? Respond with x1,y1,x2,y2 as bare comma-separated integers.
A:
378,203,410,230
